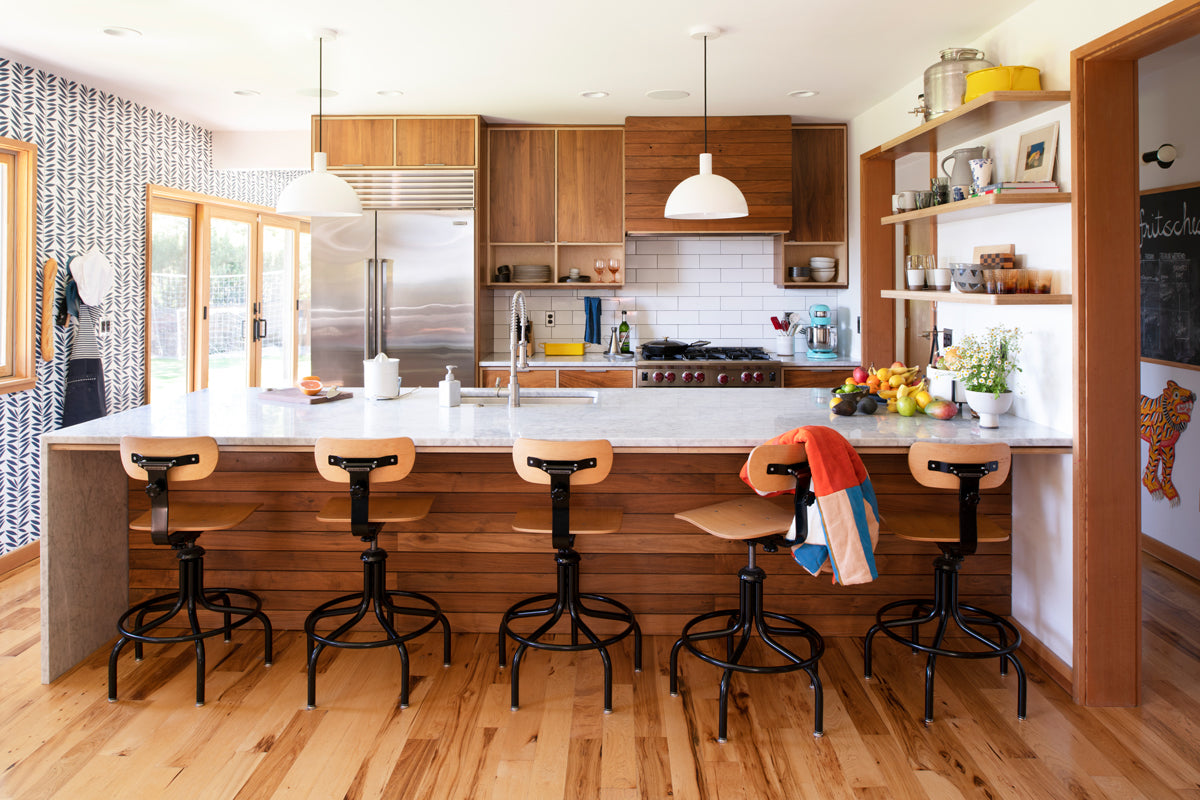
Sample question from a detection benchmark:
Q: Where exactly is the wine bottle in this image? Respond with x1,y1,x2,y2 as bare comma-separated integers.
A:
618,310,630,353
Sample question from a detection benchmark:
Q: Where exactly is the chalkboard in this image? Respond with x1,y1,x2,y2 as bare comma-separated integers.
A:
1140,183,1200,366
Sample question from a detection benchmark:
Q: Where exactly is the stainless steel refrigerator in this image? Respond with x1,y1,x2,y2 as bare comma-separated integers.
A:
310,209,476,388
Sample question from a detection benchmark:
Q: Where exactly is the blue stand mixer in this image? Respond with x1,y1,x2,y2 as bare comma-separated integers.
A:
801,304,838,359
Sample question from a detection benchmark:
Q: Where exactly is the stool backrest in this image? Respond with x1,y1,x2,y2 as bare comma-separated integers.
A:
908,442,1010,490
745,443,808,493
314,437,416,484
120,436,217,482
513,438,612,485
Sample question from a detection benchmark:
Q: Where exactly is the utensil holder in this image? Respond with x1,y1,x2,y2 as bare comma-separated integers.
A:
775,333,795,356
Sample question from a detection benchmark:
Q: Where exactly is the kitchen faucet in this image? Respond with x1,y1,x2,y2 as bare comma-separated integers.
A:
508,291,529,407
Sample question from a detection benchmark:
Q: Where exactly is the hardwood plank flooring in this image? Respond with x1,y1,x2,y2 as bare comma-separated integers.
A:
2,555,1198,799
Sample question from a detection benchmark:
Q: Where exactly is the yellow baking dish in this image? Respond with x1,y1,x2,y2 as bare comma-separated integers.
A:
964,66,1042,103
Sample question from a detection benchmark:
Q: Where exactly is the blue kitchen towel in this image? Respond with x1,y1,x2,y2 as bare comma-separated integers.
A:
584,296,602,344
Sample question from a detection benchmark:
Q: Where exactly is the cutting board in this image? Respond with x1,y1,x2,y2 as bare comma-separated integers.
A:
259,388,353,405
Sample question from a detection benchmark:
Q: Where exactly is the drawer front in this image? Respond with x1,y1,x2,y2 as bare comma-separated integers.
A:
558,369,633,388
480,368,557,388
783,368,843,388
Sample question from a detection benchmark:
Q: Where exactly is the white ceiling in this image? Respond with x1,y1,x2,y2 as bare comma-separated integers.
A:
0,0,1036,133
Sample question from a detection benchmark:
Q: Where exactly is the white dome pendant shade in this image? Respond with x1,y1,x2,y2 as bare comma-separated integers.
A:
277,152,362,217
276,30,362,218
664,153,748,219
664,26,748,221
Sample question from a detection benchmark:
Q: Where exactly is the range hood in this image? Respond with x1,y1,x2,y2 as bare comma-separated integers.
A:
624,115,792,235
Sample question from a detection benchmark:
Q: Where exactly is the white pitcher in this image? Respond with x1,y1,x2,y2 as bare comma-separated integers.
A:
941,146,986,189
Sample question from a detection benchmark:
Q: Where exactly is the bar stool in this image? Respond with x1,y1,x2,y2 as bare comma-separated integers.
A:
109,436,273,706
672,443,824,742
306,437,451,709
499,438,642,713
864,441,1026,723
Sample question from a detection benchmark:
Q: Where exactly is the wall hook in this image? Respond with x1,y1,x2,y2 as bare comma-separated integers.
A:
1142,143,1177,168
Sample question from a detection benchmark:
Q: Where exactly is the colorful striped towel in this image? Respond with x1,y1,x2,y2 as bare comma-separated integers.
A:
740,425,880,585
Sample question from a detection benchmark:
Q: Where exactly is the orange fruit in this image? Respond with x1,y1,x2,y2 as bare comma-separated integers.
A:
299,377,323,396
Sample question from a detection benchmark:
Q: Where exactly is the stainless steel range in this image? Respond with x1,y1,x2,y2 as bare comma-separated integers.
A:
637,346,782,388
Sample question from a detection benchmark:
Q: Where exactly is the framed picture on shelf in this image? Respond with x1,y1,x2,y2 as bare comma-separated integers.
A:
1016,121,1059,182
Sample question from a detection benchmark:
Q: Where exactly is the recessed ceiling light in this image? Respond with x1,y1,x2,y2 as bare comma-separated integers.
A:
234,89,261,97
788,89,819,98
102,26,141,38
376,90,405,97
579,90,609,99
298,88,338,98
646,89,690,100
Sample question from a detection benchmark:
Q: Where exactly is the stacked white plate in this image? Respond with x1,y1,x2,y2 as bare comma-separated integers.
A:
513,264,552,283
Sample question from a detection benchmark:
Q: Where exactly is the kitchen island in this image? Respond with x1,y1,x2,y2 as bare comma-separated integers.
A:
40,386,1070,682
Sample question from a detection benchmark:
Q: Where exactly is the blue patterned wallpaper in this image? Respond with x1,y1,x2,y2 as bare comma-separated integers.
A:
0,58,305,556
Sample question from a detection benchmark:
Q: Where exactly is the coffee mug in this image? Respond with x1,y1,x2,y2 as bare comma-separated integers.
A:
969,158,994,191
951,184,969,202
891,194,902,213
906,269,925,290
897,191,917,211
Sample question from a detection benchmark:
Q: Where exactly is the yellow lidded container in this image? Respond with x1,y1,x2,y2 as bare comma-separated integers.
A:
963,66,1042,103
543,342,586,356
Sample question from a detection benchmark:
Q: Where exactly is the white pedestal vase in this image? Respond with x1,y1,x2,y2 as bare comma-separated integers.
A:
965,390,1014,428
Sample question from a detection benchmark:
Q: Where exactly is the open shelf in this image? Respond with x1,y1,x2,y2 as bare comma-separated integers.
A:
882,192,1071,225
874,91,1072,160
881,289,1071,305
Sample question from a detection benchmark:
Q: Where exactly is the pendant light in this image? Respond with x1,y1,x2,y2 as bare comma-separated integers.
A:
277,29,363,218
664,26,748,220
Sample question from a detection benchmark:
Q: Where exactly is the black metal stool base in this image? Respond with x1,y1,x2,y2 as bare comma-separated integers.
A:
108,545,273,707
499,547,642,713
670,559,824,742
864,554,1027,723
305,545,451,709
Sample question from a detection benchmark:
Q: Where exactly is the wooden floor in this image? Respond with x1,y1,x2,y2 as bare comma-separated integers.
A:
2,556,1198,800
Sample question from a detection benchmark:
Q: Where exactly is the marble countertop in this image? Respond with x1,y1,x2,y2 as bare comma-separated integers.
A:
479,351,860,368
43,387,1072,450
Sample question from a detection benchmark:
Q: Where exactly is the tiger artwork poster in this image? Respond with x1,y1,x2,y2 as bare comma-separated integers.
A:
1140,379,1197,506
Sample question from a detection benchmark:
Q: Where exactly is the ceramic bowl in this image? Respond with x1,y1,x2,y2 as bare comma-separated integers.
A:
810,267,837,282
809,257,836,266
950,263,985,293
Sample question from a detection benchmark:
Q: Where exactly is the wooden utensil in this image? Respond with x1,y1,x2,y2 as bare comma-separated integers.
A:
41,258,58,361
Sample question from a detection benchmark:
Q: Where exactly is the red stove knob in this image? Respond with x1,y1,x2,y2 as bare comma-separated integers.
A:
682,371,694,383
665,371,676,383
740,371,753,384
717,373,729,385
753,371,764,383
652,371,665,383
694,371,707,383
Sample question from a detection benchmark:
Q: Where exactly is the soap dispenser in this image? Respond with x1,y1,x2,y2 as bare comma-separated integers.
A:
438,365,461,407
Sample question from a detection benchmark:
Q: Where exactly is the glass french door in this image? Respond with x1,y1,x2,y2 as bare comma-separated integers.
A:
147,199,194,402
204,211,254,390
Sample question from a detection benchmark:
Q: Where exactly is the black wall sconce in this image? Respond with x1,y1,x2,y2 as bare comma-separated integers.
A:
1142,143,1177,168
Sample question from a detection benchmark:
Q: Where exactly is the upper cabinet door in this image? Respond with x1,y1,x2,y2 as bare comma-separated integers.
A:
488,129,555,243
790,125,847,243
557,129,623,243
318,118,395,168
395,118,476,167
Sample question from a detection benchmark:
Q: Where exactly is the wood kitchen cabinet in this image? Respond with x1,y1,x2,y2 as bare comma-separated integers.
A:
778,124,848,289
479,368,557,389
487,126,624,288
782,368,843,388
558,368,633,388
316,115,479,169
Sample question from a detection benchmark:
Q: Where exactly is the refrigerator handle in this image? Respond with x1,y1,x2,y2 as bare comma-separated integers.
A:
364,258,375,359
379,258,392,354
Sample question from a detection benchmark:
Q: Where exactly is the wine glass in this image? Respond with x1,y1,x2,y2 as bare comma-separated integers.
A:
594,258,606,283
607,258,621,283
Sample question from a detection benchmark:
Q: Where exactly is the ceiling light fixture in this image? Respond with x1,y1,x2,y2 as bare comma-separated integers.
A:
233,89,261,97
277,29,363,218
646,89,690,100
376,89,405,97
664,26,747,220
102,26,142,38
580,90,610,99
788,89,819,98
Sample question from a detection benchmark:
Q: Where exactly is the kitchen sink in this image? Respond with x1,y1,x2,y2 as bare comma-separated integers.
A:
459,392,597,406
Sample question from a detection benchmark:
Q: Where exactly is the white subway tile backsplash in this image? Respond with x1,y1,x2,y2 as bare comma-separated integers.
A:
489,237,847,354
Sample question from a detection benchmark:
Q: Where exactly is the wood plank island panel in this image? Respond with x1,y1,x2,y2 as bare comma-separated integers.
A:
126,451,1012,636
624,115,793,234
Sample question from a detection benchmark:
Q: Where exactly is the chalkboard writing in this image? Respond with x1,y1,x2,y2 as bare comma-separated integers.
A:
1141,184,1200,366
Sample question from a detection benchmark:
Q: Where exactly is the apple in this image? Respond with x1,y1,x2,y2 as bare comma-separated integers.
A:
852,366,868,383
890,361,906,371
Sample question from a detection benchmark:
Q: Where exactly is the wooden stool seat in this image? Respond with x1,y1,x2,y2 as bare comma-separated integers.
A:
512,507,622,535
886,510,1009,544
671,443,824,742
864,441,1026,724
674,497,792,540
109,436,272,707
305,437,451,710
500,438,642,714
129,501,259,534
316,495,433,524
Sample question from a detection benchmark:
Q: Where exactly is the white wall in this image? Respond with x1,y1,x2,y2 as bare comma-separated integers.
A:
1139,34,1200,563
846,0,1173,665
213,130,309,171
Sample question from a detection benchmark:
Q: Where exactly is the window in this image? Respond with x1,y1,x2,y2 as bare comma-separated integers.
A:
0,136,36,395
145,186,308,401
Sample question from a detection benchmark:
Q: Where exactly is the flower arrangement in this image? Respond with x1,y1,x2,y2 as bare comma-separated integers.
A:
936,325,1022,396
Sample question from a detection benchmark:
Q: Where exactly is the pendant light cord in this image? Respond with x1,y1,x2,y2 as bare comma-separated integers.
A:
702,33,708,153
317,35,324,152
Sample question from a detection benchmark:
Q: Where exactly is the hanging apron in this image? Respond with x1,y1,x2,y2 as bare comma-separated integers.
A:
60,278,108,427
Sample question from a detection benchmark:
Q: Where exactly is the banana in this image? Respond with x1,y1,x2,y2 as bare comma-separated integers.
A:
879,388,898,399
886,398,898,412
898,384,911,399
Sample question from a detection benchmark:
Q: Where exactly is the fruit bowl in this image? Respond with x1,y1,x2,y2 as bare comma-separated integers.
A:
830,386,866,404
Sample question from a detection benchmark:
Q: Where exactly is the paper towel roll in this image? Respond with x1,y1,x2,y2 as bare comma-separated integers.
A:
363,354,400,399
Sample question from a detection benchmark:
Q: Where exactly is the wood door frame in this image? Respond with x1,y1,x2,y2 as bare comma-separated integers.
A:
1072,0,1200,705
